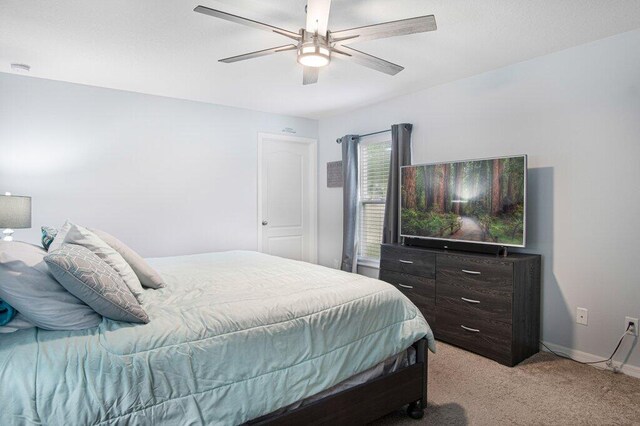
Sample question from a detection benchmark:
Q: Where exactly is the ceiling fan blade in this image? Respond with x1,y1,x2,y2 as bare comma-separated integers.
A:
335,46,404,75
306,0,332,35
330,15,436,45
303,67,319,85
194,5,300,40
219,45,297,63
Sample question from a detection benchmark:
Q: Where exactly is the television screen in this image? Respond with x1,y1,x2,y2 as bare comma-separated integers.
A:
400,155,526,247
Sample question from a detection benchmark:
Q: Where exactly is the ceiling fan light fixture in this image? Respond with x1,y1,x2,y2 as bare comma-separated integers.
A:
298,52,330,67
297,40,331,68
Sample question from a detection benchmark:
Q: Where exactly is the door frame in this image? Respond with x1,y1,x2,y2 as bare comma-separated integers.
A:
257,132,318,263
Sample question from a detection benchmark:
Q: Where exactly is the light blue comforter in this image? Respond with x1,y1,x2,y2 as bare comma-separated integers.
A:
0,251,433,425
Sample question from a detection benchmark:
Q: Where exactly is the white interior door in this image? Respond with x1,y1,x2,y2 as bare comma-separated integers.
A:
258,133,317,263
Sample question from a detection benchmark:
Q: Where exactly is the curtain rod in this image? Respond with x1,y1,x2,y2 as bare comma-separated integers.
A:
335,129,390,143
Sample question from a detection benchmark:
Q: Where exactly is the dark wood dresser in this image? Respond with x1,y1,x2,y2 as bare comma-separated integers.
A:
379,243,541,366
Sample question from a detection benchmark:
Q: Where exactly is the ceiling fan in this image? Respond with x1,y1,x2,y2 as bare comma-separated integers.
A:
194,0,437,85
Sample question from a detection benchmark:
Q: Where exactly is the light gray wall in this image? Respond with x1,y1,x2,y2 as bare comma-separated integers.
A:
0,73,318,257
318,30,640,369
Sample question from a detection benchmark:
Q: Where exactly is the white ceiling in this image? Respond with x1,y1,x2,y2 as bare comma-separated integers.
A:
2,0,640,119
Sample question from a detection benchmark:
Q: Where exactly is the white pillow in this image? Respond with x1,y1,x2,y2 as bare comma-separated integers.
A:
90,228,165,289
0,241,102,330
47,220,72,252
61,223,144,301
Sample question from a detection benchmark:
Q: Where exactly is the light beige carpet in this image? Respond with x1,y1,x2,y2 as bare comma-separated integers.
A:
372,342,640,425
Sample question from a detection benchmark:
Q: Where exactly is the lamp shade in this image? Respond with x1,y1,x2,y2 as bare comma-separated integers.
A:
0,195,32,229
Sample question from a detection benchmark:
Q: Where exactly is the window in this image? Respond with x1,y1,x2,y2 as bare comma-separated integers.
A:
358,133,391,263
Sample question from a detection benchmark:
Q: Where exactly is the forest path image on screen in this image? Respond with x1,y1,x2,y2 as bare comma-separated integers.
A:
452,216,484,241
401,156,525,246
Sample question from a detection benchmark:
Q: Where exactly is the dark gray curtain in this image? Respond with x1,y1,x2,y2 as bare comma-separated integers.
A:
382,123,413,244
340,135,359,272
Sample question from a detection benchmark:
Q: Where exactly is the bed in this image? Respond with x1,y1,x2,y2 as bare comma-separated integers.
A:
0,250,434,425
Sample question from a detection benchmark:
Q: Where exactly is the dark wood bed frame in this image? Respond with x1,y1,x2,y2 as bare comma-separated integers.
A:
249,337,428,425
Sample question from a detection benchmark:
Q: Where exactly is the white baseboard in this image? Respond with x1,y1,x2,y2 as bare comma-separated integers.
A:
540,341,640,379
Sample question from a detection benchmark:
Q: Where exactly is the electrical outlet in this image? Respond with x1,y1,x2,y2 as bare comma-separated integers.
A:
576,307,588,325
625,316,639,336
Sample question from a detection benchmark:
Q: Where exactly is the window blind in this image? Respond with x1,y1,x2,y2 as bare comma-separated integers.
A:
358,139,391,261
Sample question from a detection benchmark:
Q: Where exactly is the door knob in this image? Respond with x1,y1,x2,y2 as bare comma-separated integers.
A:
262,220,268,226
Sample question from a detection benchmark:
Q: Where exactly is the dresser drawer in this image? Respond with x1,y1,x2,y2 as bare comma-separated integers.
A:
381,245,436,278
437,255,513,294
437,280,512,324
379,270,436,326
436,307,513,366
379,270,435,304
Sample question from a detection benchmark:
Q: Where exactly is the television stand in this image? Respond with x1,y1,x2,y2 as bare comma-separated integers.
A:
379,243,541,366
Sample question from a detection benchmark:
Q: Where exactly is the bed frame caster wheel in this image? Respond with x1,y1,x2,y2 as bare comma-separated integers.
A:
407,401,424,420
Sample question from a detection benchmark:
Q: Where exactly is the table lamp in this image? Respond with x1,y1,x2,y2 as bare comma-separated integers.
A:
0,192,32,242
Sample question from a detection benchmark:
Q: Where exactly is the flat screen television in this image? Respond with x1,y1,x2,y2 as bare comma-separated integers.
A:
400,155,527,247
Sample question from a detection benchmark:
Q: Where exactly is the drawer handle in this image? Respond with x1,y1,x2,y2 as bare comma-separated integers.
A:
461,269,481,275
461,325,480,333
398,283,414,289
461,297,481,304
399,259,414,264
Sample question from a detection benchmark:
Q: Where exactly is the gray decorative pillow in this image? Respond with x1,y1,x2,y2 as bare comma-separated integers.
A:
63,223,144,300
90,228,165,289
45,244,149,324
0,241,102,330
